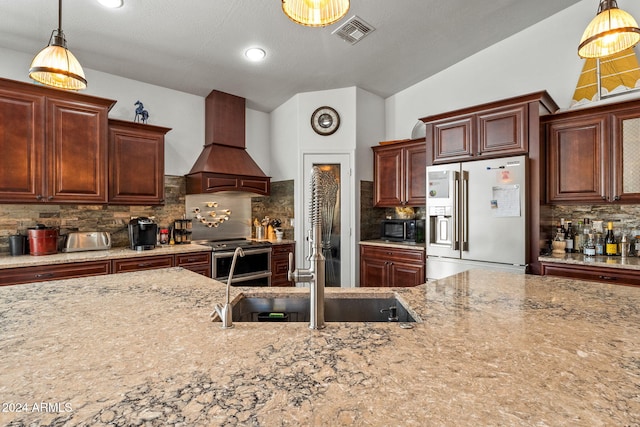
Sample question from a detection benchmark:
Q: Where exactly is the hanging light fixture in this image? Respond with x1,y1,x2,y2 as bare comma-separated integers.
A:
29,0,87,90
578,0,640,58
281,0,349,27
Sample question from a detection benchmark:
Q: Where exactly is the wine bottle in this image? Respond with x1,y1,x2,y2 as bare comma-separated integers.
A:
605,222,617,256
574,220,584,252
565,221,575,253
584,233,596,257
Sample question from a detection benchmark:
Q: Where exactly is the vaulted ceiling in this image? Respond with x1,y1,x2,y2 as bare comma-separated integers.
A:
0,0,583,111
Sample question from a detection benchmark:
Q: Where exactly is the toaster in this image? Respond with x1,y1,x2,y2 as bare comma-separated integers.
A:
63,231,111,253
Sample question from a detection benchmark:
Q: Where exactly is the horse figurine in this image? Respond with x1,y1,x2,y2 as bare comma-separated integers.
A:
134,100,149,124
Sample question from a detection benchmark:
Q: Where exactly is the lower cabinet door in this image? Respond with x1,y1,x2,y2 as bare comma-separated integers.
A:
388,262,425,287
360,257,388,287
271,243,295,287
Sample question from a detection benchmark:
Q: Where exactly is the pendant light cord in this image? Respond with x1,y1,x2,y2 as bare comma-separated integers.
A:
58,0,63,33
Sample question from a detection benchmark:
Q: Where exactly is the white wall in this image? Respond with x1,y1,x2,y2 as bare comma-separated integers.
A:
0,46,270,177
385,0,640,140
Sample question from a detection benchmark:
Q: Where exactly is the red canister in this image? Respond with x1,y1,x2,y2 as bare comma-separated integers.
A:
28,225,59,256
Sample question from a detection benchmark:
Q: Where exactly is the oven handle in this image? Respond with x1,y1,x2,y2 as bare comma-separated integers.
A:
212,247,271,259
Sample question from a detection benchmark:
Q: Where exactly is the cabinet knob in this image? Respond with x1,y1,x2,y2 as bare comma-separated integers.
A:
36,194,43,201
614,195,621,201
47,195,54,201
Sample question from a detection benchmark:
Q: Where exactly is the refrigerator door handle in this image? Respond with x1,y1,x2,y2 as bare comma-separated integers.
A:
461,170,469,252
452,171,460,251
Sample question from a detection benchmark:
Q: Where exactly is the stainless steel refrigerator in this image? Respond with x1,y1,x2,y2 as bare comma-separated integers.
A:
426,155,527,280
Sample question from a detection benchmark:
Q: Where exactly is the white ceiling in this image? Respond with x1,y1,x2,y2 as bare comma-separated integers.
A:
0,0,583,112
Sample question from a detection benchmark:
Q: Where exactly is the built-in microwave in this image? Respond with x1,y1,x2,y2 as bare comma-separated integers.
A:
380,219,425,243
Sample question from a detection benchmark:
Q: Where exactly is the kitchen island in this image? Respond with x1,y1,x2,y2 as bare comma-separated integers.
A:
1,268,638,425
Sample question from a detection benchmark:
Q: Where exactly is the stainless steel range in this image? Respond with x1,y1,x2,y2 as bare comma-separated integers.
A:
195,239,272,286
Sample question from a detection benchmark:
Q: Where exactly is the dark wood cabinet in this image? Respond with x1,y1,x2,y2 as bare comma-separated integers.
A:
108,119,170,205
0,260,111,286
360,244,425,287
112,255,174,273
543,99,640,204
0,78,115,204
545,115,607,203
423,102,528,164
541,262,640,287
175,252,211,277
372,139,426,207
0,250,212,286
175,251,212,277
271,243,295,287
421,92,556,165
112,252,212,276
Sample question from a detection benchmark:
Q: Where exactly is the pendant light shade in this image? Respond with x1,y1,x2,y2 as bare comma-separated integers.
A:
578,0,640,59
282,0,349,27
29,0,87,90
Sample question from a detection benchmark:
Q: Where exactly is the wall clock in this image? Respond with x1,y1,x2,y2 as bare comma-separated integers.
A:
311,106,340,136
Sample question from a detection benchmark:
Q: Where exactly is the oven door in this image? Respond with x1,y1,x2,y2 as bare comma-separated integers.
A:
212,247,272,286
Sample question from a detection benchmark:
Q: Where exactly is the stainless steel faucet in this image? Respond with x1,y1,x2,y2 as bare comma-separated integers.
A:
212,246,244,328
288,166,326,329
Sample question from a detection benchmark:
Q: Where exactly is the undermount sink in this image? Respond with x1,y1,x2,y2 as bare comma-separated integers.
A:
230,295,417,323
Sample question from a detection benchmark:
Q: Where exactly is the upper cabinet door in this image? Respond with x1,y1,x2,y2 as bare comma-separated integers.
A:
373,146,403,206
46,97,109,203
0,89,45,202
611,109,640,203
546,115,608,203
404,142,426,206
429,115,475,163
477,104,527,156
108,119,170,205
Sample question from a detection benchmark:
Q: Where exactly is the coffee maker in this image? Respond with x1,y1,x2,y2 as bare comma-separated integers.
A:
128,217,158,251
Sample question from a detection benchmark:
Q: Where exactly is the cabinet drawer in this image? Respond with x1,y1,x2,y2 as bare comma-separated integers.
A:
175,252,211,266
541,263,640,287
272,243,294,256
360,245,425,263
112,255,174,273
0,260,111,286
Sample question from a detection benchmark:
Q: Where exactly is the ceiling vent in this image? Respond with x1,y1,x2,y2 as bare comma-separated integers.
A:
332,15,375,45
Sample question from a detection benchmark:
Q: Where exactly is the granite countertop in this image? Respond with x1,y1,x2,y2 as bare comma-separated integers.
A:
0,243,212,269
359,239,426,250
1,268,638,425
539,252,640,271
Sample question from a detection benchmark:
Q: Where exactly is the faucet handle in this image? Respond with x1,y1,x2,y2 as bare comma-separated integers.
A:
287,252,294,282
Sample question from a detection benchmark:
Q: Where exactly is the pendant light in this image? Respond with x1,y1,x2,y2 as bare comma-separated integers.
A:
578,0,640,59
29,0,87,90
282,0,349,27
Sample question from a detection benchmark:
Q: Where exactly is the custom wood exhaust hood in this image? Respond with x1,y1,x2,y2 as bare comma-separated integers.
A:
185,90,271,196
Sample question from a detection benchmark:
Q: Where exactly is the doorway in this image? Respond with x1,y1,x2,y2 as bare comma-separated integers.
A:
301,153,352,287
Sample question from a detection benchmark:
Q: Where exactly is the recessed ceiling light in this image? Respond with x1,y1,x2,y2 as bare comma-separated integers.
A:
244,47,266,62
97,0,124,8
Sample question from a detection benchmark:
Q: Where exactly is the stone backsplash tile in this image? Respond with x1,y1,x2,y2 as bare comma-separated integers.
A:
539,203,640,252
251,180,295,240
0,176,186,253
360,181,386,240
